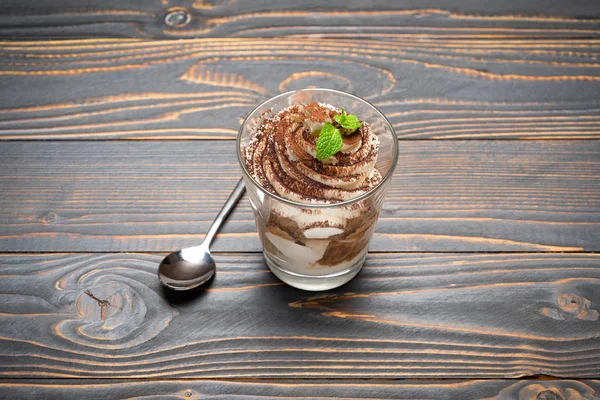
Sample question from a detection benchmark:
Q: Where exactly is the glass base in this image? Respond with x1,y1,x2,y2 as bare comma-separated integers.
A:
264,251,366,291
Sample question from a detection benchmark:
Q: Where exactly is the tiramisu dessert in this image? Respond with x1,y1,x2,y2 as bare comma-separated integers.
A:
242,101,382,277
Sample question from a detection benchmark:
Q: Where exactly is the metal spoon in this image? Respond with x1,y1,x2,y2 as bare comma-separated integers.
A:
158,178,246,290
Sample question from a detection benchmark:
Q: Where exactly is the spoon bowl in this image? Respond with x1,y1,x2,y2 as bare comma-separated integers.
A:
158,245,216,290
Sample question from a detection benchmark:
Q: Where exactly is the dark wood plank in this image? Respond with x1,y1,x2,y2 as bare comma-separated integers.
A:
1,38,599,140
1,140,598,252
0,253,599,378
1,379,599,399
1,0,599,39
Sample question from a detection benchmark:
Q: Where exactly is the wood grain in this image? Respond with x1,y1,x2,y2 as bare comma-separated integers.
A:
1,38,599,140
1,0,599,394
1,379,599,399
1,140,598,252
1,0,600,39
0,252,599,379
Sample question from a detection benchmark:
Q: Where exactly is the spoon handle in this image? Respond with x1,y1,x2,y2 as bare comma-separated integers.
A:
203,178,246,249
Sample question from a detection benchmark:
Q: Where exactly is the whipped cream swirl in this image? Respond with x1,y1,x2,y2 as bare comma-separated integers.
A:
243,102,381,204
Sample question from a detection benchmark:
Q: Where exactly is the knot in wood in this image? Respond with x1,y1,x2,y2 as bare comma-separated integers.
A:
557,293,582,313
77,286,122,321
536,390,563,400
41,211,57,224
165,9,191,27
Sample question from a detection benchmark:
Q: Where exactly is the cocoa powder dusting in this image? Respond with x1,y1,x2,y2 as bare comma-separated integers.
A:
243,102,381,203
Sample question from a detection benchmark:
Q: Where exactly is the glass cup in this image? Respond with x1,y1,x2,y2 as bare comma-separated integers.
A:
237,89,398,291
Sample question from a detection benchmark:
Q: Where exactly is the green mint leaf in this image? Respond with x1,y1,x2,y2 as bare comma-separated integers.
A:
315,122,343,159
333,108,362,131
333,107,346,125
340,114,362,130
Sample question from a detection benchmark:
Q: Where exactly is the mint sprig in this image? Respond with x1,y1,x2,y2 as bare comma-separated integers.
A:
315,122,343,160
333,107,362,131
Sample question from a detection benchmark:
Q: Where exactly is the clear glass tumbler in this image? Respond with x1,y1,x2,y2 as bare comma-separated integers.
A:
237,89,398,290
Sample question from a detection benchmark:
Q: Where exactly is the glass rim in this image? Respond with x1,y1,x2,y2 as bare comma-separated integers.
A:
236,88,399,209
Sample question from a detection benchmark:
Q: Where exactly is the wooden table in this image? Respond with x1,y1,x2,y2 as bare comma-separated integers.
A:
1,1,599,398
